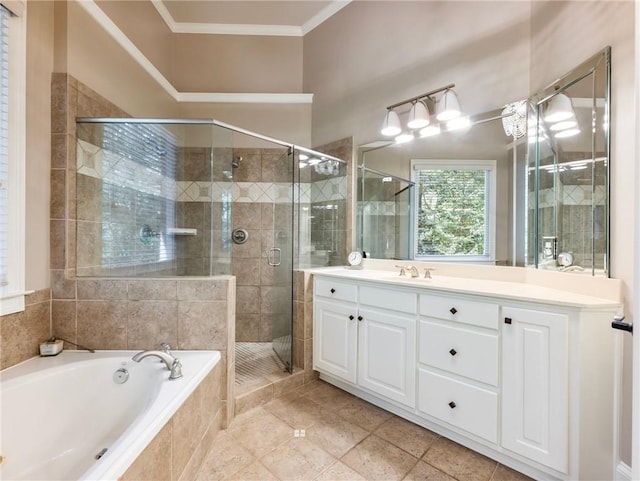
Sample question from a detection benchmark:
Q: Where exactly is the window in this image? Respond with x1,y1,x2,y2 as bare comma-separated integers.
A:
412,160,496,262
0,1,25,315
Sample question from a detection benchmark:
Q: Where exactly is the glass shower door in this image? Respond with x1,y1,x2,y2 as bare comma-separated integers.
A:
270,149,294,371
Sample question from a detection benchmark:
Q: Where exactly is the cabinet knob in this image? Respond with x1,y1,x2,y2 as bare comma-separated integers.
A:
357,316,363,321
448,401,456,409
504,317,512,325
349,315,354,320
449,307,457,315
449,348,457,356
330,288,335,294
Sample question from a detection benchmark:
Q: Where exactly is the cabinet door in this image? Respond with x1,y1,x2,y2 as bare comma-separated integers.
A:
501,306,568,473
313,299,357,383
357,306,416,408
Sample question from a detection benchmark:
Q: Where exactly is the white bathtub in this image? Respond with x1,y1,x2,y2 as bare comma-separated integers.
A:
0,349,220,481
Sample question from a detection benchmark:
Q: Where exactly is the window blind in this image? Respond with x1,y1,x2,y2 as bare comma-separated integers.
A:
0,5,9,286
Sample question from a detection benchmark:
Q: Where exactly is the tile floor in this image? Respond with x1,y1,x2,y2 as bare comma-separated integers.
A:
196,380,534,481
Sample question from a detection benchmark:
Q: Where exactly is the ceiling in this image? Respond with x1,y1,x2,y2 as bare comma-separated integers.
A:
155,0,351,36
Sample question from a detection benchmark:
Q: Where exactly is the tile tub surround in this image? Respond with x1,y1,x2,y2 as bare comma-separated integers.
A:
0,289,52,370
121,358,224,481
196,380,534,481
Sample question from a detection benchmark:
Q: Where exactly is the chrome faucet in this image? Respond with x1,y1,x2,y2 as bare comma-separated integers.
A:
132,350,183,380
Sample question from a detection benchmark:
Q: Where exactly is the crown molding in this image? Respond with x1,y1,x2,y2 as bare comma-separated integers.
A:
77,0,179,99
76,0,313,105
178,92,313,104
302,1,351,35
151,0,351,37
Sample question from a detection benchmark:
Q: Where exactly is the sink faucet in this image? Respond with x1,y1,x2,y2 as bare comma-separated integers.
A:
406,265,419,278
132,350,183,380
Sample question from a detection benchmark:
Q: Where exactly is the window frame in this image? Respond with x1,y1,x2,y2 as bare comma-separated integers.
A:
411,159,497,263
0,1,26,316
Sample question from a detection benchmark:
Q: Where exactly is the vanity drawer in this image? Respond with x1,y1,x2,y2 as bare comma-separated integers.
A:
418,368,498,443
360,284,417,314
419,320,498,386
314,277,358,303
419,294,498,330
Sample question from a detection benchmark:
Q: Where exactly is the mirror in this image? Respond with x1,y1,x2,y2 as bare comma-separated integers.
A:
358,46,610,276
528,47,610,276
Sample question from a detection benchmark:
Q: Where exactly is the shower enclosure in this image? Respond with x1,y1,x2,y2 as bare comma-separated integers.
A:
75,118,347,374
357,165,414,259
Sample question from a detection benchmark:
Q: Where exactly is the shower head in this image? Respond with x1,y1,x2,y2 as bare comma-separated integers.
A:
232,156,242,169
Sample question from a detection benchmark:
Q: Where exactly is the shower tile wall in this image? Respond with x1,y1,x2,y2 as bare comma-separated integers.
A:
0,289,51,369
231,148,291,342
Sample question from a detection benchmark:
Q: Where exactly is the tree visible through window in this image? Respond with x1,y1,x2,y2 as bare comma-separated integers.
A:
413,161,495,260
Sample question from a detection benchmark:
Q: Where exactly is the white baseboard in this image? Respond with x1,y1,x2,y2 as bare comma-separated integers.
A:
616,461,633,481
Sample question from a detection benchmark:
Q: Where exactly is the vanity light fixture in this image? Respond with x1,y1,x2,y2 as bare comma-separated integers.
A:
436,88,462,121
544,93,574,123
381,110,402,136
549,114,578,131
380,83,461,138
446,116,471,132
395,132,415,144
407,101,430,129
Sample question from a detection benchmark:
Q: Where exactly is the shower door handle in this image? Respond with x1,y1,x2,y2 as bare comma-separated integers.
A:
268,247,282,266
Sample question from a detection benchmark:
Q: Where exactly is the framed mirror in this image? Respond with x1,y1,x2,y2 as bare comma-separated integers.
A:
357,46,610,276
528,46,610,276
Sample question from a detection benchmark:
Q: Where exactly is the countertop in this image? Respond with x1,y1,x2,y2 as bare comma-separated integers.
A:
309,267,622,310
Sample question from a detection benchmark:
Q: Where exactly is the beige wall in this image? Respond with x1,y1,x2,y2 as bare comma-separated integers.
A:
529,0,635,466
66,1,177,118
173,34,303,93
303,1,532,148
25,1,54,290
96,0,174,84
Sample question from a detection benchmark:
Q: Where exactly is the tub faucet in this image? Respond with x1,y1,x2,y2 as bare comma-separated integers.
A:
132,350,183,380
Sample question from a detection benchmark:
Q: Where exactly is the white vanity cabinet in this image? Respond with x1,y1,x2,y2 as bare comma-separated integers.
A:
313,277,417,408
417,293,500,443
501,306,569,474
312,271,621,481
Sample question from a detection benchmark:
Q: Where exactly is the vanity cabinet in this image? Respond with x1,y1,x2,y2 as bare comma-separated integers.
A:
501,306,568,473
313,278,416,408
417,293,500,443
312,272,620,481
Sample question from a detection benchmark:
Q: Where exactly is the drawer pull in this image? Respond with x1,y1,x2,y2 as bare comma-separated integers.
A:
449,348,457,356
449,307,458,315
330,288,335,294
349,315,354,320
448,401,456,409
357,315,363,321
504,317,512,324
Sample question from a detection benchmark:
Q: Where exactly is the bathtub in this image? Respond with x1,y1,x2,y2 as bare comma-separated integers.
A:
0,349,221,481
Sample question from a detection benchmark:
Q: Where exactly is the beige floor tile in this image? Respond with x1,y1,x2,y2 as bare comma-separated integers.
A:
403,461,457,481
303,380,355,408
341,435,418,481
197,431,256,481
374,416,439,458
226,461,279,481
305,414,369,458
491,464,534,481
261,437,336,481
315,460,368,481
423,437,497,481
228,407,293,458
264,393,328,430
337,397,392,432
